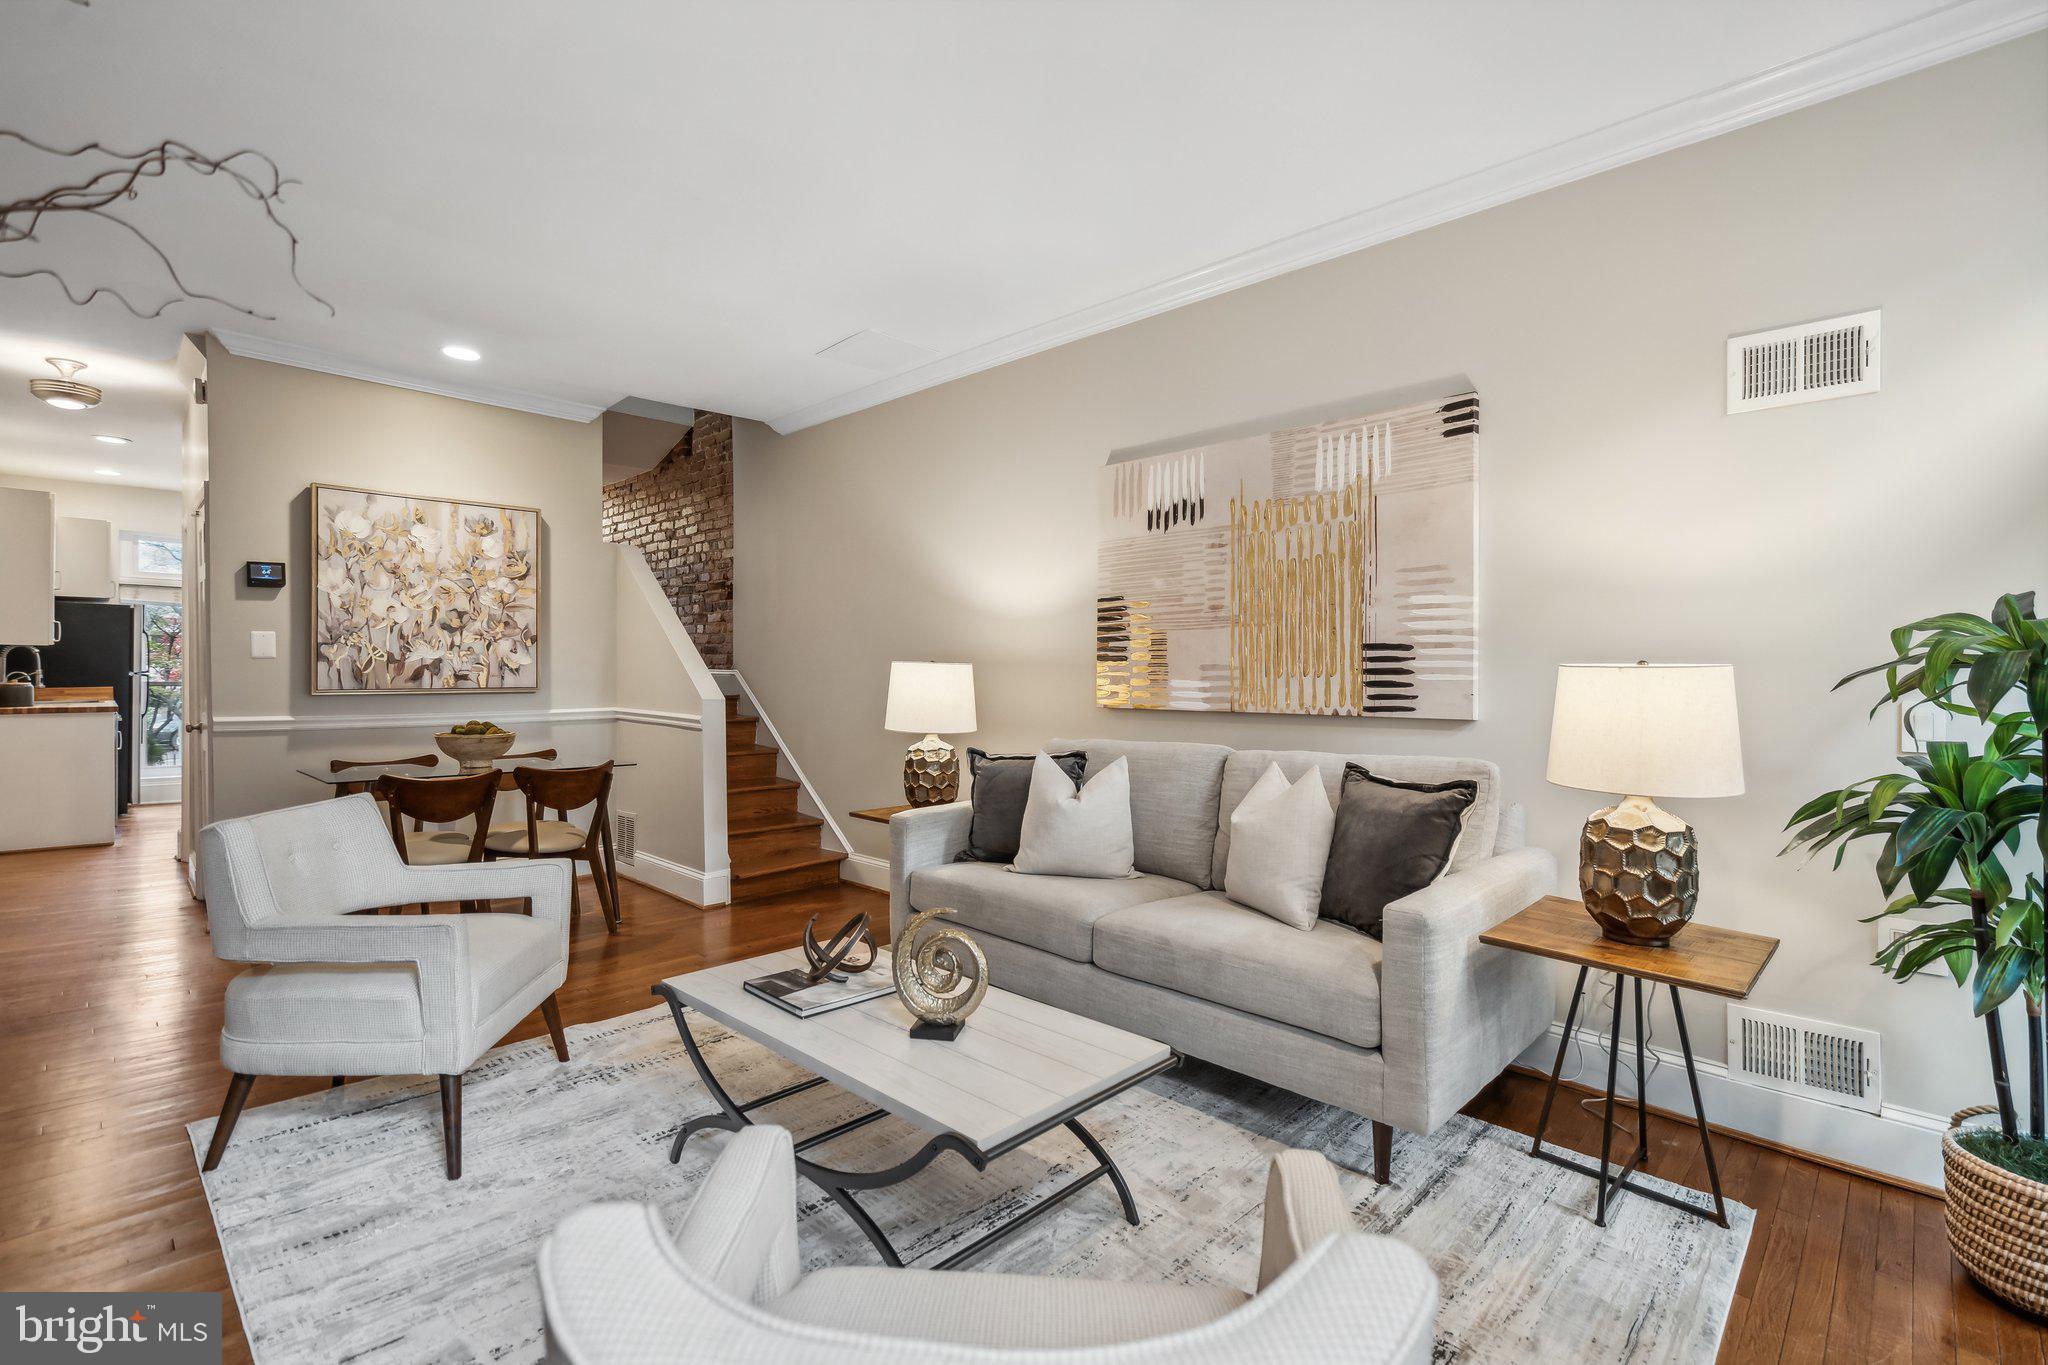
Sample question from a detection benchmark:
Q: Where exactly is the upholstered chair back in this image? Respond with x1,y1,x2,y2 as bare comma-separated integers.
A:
199,795,405,956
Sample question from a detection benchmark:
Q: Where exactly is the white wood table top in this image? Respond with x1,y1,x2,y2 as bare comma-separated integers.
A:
662,947,1173,1151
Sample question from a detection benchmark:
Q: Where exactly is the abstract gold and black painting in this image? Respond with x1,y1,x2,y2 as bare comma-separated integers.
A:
311,484,541,693
1097,392,1476,718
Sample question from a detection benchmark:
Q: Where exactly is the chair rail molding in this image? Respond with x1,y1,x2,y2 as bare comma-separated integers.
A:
211,707,624,735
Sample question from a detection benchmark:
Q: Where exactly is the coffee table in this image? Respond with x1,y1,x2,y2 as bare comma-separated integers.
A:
653,947,1177,1269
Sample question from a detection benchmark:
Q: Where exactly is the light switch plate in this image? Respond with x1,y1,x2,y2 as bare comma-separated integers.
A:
250,630,277,659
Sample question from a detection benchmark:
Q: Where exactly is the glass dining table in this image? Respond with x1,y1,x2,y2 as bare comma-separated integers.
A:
299,755,637,798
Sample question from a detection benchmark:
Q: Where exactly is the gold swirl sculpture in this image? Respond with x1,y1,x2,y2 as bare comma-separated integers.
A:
892,907,988,1031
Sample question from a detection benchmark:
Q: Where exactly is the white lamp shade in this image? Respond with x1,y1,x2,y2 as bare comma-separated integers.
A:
1546,663,1744,799
885,661,976,735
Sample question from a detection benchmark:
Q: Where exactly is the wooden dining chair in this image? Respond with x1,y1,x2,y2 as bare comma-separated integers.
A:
374,770,501,914
484,762,621,933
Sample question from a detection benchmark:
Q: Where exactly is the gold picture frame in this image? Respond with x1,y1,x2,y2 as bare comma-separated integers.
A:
309,482,542,695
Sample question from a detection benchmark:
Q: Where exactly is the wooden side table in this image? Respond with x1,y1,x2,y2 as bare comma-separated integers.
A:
849,805,913,824
1480,895,1778,1228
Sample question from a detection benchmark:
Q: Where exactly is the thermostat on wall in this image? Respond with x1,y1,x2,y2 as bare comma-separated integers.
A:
244,561,286,587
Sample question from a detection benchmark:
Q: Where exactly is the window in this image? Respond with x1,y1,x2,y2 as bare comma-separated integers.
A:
120,531,183,587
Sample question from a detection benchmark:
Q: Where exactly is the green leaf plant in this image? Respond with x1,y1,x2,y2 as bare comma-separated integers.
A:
1783,593,2046,1145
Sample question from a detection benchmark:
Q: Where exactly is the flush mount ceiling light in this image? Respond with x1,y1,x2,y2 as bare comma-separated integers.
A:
94,434,131,445
29,357,101,410
440,344,481,362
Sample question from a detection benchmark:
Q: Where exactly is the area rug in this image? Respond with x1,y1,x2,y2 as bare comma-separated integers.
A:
190,1005,1752,1364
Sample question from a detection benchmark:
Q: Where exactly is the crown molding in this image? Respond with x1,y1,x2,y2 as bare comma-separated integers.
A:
211,330,612,423
766,0,2048,435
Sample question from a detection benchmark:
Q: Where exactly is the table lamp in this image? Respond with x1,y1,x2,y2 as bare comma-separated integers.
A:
1546,662,1744,945
886,661,976,806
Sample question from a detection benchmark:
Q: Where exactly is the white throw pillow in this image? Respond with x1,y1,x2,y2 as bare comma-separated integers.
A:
1223,762,1336,931
1011,753,1136,879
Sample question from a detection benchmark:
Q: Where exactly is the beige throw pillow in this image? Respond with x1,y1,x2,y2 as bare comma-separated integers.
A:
1012,753,1136,878
1223,762,1336,931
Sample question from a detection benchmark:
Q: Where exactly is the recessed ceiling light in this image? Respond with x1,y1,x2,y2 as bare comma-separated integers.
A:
30,357,101,410
94,434,131,445
93,468,122,477
441,344,481,363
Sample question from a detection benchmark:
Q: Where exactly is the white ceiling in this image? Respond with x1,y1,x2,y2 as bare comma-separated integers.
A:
1,0,2040,448
0,333,186,489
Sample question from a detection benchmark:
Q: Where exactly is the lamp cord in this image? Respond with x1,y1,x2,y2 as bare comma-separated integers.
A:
1556,977,1660,1139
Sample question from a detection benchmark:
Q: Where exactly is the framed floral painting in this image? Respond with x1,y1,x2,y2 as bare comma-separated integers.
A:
311,484,541,693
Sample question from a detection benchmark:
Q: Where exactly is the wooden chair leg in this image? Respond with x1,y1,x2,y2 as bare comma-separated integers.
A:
1371,1119,1393,1185
540,994,569,1062
567,875,582,922
202,1073,256,1172
589,856,620,934
439,1074,462,1179
331,1075,345,1088
599,820,623,926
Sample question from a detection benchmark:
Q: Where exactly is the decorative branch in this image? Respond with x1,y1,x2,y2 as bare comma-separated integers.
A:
0,132,333,320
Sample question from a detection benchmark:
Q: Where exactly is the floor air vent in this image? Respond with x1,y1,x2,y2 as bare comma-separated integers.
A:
1726,309,1880,413
1726,1004,1881,1113
613,810,636,866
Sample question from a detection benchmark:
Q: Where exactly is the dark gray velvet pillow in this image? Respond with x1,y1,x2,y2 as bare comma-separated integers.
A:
1320,764,1476,939
957,750,1087,863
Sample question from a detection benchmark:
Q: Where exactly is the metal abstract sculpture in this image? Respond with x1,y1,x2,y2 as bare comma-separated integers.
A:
798,911,877,985
891,906,988,1041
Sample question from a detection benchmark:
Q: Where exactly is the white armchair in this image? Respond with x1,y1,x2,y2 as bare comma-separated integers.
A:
538,1126,1438,1363
196,794,575,1179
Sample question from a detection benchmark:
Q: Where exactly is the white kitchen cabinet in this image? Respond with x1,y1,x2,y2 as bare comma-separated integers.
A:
0,487,58,647
56,515,117,600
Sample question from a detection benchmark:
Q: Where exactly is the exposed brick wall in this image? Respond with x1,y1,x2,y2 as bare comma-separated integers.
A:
602,411,733,668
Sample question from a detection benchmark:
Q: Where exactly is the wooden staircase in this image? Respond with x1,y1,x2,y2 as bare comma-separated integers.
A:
724,693,847,900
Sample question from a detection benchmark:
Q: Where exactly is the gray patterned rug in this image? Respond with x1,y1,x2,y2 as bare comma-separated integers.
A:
189,1005,1751,1364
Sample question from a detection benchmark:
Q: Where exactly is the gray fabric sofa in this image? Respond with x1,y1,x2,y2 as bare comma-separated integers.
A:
889,738,1557,1182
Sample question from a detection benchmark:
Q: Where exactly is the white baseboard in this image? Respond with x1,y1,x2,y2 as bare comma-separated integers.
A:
1516,1020,1949,1190
618,850,730,908
842,853,890,893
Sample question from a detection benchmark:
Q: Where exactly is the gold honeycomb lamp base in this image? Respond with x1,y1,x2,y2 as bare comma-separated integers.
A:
902,734,959,806
1579,794,1699,946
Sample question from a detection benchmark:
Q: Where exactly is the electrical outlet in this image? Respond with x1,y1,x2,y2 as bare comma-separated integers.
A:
250,630,277,659
1877,919,1945,978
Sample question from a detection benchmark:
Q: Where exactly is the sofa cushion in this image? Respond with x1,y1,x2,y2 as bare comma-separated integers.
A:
908,861,1194,963
1012,755,1136,879
960,749,1086,863
1210,749,1501,890
1092,892,1383,1049
1047,738,1230,888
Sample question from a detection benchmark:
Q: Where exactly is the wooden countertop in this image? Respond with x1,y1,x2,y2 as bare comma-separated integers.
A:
0,686,118,717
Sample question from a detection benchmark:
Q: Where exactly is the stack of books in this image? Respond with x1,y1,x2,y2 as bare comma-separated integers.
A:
744,957,895,1018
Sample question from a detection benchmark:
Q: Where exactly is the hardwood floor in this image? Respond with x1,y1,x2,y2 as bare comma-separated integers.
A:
2,805,2038,1362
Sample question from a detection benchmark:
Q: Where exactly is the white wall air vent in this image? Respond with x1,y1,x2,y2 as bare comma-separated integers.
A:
614,810,636,866
1726,309,1881,413
1727,1004,1881,1113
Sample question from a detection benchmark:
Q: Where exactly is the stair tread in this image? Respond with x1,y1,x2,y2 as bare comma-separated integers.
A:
732,847,847,878
727,744,779,758
727,777,799,795
728,812,824,834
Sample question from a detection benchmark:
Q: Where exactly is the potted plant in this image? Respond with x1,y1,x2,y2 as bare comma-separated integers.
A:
1785,592,2045,1312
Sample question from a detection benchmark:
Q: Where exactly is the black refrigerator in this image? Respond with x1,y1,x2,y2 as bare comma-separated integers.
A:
43,601,138,814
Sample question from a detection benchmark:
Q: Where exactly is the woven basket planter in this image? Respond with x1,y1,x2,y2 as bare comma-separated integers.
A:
1945,1105,2048,1315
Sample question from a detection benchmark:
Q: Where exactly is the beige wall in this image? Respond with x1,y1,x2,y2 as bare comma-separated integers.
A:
202,346,615,821
735,36,2048,1126
0,473,182,544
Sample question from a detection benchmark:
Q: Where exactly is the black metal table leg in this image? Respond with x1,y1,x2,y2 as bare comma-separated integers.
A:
1632,977,1651,1168
1670,989,1730,1228
1530,967,1589,1157
1595,972,1624,1226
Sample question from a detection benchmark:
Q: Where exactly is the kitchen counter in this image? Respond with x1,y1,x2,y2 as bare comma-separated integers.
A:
0,689,118,850
0,699,119,715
